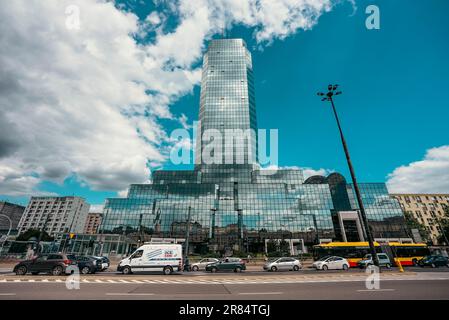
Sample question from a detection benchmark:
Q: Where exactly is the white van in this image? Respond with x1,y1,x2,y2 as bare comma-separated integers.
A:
117,244,183,275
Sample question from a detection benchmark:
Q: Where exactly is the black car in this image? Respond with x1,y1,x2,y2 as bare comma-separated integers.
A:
67,255,99,274
205,258,246,273
13,254,77,276
91,256,110,271
418,255,449,268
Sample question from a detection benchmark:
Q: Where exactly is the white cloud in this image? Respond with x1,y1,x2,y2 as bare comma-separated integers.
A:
302,167,334,179
89,204,104,213
386,145,449,194
0,0,343,197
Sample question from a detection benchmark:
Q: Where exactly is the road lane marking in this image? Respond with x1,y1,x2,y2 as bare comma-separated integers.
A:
0,293,16,296
357,289,396,292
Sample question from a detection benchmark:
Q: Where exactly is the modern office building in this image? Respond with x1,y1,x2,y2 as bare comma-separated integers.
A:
100,39,409,255
391,194,449,244
84,212,102,234
0,201,25,235
17,196,90,236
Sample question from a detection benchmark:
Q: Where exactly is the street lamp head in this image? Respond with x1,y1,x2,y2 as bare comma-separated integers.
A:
317,92,324,96
321,97,328,101
328,84,333,91
335,91,342,95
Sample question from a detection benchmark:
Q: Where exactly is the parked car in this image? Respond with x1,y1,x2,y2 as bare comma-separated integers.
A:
205,257,246,273
13,253,77,276
418,255,449,268
312,256,350,271
357,253,392,269
67,255,98,274
91,256,110,271
263,257,302,272
117,244,182,275
191,258,219,271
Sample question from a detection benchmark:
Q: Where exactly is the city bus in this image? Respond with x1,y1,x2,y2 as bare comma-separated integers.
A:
312,242,430,267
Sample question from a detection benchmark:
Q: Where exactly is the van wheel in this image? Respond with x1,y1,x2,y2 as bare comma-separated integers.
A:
16,266,27,275
163,266,173,275
122,266,132,275
270,266,277,272
192,265,199,272
342,264,349,271
52,266,63,276
81,266,90,274
234,267,242,273
293,265,300,271
385,263,391,269
322,265,328,271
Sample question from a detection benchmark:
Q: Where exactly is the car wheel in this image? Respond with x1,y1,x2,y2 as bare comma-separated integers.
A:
122,266,132,275
446,263,449,268
81,266,90,275
342,264,349,271
210,267,218,273
412,259,418,266
322,265,328,271
52,266,64,276
15,266,27,275
293,265,300,271
270,266,277,272
431,263,437,268
163,266,173,275
192,265,199,272
385,263,391,269
234,267,242,273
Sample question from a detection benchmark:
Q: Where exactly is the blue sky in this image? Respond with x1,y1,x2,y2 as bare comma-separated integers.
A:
1,0,448,207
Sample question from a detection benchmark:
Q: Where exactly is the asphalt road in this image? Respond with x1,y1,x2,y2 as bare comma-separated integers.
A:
1,279,448,300
1,267,449,299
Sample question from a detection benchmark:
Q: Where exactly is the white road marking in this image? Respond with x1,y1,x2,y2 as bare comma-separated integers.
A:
357,289,396,292
0,293,16,296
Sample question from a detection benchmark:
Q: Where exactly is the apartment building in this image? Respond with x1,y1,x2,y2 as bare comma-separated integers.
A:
17,196,90,236
390,194,449,244
83,212,102,234
0,201,26,235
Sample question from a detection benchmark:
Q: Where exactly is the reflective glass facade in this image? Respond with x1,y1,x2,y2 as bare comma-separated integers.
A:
100,39,409,254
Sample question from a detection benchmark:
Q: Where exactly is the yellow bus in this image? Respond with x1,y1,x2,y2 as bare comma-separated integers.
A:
313,242,429,267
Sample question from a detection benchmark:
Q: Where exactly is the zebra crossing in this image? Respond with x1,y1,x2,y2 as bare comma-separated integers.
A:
0,272,426,285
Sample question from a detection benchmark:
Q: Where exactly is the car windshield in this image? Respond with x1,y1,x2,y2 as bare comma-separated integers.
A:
317,255,331,261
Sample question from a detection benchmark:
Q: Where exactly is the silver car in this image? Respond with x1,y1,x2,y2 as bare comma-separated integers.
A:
263,257,302,272
191,258,219,271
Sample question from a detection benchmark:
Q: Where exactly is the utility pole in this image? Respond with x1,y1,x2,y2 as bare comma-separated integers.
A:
317,85,379,267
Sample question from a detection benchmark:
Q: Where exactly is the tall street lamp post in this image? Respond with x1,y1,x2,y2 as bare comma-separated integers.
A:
317,84,379,267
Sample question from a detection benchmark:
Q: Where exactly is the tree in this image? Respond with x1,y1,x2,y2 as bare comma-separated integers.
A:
16,229,54,242
403,211,429,243
437,205,449,245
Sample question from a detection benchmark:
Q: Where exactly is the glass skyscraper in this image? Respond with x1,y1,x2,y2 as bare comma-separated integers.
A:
100,39,409,255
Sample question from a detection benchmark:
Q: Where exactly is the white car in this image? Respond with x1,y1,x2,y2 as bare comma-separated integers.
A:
263,257,302,272
312,256,350,271
191,258,219,271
